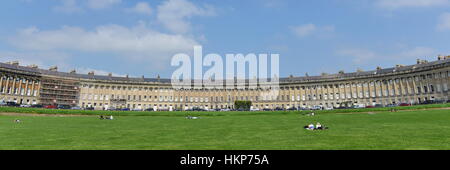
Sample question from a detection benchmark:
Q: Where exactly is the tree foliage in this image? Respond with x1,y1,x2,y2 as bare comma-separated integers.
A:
234,100,252,111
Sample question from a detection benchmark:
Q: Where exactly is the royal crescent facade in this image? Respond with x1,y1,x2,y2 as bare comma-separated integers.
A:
1,56,450,111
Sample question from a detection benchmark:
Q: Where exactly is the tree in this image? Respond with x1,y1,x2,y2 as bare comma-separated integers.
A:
234,100,252,111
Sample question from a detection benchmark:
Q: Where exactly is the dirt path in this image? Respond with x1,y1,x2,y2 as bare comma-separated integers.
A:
335,107,450,115
0,112,94,117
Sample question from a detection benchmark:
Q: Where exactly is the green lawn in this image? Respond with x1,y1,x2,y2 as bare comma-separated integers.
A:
1,109,450,150
0,103,449,116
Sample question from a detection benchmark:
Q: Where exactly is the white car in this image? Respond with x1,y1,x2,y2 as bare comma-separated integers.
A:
20,104,32,108
250,108,260,111
324,107,334,110
312,106,323,110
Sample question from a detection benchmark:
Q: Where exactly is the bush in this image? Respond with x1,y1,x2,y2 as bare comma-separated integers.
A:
234,100,252,111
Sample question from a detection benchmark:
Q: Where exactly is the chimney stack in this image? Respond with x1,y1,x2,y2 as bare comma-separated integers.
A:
27,64,38,69
88,71,95,76
49,66,58,71
70,69,76,74
7,61,19,66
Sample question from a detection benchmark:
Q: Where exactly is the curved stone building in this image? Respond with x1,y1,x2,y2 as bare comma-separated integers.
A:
1,56,449,111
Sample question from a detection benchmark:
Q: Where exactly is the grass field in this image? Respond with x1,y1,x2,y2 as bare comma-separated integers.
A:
1,107,450,150
0,103,449,116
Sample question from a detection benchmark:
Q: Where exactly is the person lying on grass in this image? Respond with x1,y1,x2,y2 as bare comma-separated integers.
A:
99,115,114,120
304,123,328,130
304,123,315,130
186,115,199,119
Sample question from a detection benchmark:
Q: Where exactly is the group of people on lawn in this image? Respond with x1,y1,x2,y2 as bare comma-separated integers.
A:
99,115,114,120
304,122,327,130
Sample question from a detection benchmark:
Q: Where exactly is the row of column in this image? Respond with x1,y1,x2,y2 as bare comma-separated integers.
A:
0,75,39,97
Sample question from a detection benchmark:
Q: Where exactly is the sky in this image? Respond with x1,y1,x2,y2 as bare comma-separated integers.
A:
1,0,450,78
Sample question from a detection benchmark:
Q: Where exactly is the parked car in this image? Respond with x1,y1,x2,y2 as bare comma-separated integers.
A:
385,104,397,107
6,102,20,107
121,108,130,111
298,107,309,110
274,107,284,111
192,107,207,111
71,106,81,110
20,104,31,108
374,104,384,108
85,107,95,110
145,108,154,112
262,108,272,111
250,108,261,111
57,105,71,109
286,107,297,111
0,101,7,106
132,108,143,111
44,105,57,109
353,104,366,109
399,103,411,106
31,104,44,108
336,106,352,109
324,107,334,110
365,105,375,108
106,107,116,111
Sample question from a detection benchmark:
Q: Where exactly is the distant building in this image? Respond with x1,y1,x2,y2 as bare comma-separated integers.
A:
1,55,449,110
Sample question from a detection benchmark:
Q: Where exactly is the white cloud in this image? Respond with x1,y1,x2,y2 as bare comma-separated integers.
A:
125,2,152,16
9,22,200,64
397,47,436,58
86,0,121,9
375,0,450,10
157,0,215,34
75,67,126,77
337,46,437,65
291,24,316,37
291,24,335,38
53,0,83,13
53,0,121,13
337,49,380,65
0,51,70,68
437,12,450,31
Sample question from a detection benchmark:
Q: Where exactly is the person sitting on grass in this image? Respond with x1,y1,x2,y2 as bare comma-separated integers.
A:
307,123,315,130
14,119,21,123
316,122,322,130
109,115,114,120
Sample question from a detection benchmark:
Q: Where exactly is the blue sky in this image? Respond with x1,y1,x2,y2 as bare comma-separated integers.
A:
1,0,450,78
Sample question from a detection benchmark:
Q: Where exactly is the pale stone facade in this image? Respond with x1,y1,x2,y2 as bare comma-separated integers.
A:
0,62,41,105
1,56,449,110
